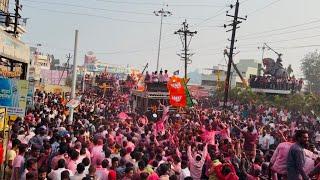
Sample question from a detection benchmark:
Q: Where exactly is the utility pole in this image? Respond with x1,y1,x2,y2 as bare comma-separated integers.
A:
68,30,79,125
175,20,197,80
223,0,246,109
58,53,72,85
14,0,21,37
258,44,266,60
0,0,22,37
154,8,172,72
66,53,72,76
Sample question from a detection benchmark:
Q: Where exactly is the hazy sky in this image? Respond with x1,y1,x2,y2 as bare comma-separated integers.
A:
17,0,320,77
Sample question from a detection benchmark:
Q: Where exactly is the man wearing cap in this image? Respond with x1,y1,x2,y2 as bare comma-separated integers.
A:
187,143,208,180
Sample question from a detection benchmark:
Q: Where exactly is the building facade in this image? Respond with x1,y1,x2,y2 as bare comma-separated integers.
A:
0,1,30,80
231,59,262,87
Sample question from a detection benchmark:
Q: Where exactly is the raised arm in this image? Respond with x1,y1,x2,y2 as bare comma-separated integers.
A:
187,145,194,161
176,147,182,158
201,144,208,162
232,121,244,134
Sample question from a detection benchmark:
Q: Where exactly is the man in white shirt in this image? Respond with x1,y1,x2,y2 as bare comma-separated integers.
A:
71,163,86,180
180,160,191,180
48,159,73,180
259,130,273,151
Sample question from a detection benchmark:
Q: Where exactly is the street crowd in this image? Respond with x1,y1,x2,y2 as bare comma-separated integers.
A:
249,75,303,92
1,75,320,180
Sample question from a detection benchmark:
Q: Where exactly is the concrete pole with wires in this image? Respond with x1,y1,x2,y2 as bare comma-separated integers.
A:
154,8,172,72
223,0,246,109
175,20,197,80
68,30,79,124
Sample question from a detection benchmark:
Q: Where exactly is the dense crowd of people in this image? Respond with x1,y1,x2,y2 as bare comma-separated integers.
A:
1,76,320,180
249,75,303,92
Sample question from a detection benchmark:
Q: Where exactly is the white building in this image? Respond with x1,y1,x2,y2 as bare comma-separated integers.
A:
200,65,227,93
231,59,262,87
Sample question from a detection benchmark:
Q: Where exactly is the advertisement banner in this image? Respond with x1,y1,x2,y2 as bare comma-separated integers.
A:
40,69,68,85
27,80,35,107
0,78,28,117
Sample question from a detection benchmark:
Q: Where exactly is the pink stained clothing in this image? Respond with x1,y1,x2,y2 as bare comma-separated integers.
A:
171,162,182,175
51,154,68,170
67,160,78,174
155,121,165,134
127,141,136,151
188,145,208,180
148,172,160,180
243,131,259,152
304,149,316,175
220,127,231,142
201,128,220,145
270,141,293,175
91,145,105,166
11,154,25,180
95,166,109,180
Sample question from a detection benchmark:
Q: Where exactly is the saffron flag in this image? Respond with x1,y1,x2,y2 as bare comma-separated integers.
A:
167,76,193,107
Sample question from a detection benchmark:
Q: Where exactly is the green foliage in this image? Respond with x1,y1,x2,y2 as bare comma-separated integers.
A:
301,51,320,93
214,87,320,116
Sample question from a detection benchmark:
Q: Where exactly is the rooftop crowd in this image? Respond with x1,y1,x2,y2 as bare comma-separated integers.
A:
1,74,320,180
249,75,303,92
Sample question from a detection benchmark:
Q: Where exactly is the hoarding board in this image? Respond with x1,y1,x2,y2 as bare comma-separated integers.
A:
0,78,28,117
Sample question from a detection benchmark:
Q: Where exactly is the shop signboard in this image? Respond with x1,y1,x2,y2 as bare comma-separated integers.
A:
0,29,30,64
0,78,28,117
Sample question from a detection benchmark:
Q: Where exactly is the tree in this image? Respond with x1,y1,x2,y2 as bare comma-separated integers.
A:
301,51,320,93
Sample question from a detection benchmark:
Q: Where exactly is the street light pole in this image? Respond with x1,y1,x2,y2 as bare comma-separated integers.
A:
154,8,172,72
68,30,79,125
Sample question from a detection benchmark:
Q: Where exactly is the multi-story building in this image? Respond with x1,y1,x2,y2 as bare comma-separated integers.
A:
0,0,30,80
200,59,263,93
200,65,227,94
231,59,262,87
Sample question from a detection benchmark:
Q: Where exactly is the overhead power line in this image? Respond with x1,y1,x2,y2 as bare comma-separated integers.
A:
237,34,320,48
247,0,281,15
238,24,320,41
239,19,320,39
24,0,154,16
196,7,227,27
24,5,179,25
97,0,225,7
274,44,320,49
23,0,207,20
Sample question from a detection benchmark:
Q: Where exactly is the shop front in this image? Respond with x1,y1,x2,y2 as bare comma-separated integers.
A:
0,28,30,80
0,28,30,119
